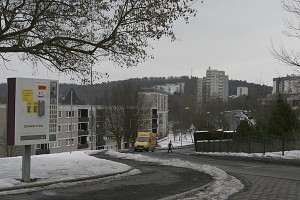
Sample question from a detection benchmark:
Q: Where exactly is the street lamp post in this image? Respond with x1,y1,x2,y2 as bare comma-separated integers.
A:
70,90,73,153
206,111,210,130
90,65,93,150
181,107,190,146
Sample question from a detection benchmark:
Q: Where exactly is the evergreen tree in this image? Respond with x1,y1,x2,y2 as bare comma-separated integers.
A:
236,120,254,136
254,120,268,136
268,95,299,135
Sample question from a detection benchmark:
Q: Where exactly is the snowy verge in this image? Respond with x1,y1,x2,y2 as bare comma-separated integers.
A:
106,150,244,200
194,150,300,160
0,151,131,191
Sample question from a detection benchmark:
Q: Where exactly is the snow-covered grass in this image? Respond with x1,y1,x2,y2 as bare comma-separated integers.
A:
0,151,131,191
195,150,300,160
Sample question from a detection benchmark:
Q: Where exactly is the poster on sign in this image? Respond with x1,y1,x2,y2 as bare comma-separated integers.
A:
7,78,58,146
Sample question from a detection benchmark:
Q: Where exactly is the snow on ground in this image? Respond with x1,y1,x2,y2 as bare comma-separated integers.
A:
158,133,194,148
195,150,300,160
0,151,131,191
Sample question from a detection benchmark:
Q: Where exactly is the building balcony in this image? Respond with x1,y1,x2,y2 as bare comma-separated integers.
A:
78,130,89,136
78,143,89,149
78,117,89,122
35,149,50,155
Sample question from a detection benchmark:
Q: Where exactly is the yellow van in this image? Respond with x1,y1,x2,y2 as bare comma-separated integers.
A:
134,132,157,152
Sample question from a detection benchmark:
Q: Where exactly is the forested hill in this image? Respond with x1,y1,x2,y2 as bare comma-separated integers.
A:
0,77,272,104
229,80,272,98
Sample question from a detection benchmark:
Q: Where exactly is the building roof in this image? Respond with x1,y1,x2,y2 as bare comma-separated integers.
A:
61,88,85,105
139,88,168,95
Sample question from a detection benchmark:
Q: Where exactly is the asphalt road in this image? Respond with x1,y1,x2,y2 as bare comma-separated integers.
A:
153,147,300,200
1,147,300,200
0,151,211,200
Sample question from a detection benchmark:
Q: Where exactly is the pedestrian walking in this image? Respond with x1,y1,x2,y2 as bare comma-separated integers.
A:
168,140,173,153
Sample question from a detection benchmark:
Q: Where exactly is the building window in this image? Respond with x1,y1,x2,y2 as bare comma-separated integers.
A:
67,124,76,132
36,144,49,150
106,134,115,140
58,111,62,118
57,125,61,133
66,138,75,146
51,140,61,148
66,111,75,118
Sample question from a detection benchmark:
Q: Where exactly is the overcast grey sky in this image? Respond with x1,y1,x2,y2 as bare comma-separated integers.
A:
1,0,299,86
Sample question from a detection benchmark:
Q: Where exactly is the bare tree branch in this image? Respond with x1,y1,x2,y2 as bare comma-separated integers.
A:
270,42,300,68
0,0,197,82
270,0,300,69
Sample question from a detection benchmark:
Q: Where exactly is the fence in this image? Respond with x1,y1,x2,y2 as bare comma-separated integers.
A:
195,133,300,155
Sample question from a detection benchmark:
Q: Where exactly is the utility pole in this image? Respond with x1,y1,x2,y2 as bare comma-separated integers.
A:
70,90,73,153
90,65,93,150
181,107,190,146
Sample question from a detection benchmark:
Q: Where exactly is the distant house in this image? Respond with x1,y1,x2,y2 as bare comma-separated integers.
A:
237,87,248,96
153,83,185,95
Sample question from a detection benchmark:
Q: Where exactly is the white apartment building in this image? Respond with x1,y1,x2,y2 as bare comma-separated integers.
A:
237,87,248,96
0,102,104,156
153,83,185,95
35,104,96,155
273,75,300,95
0,88,169,155
197,68,229,105
206,68,229,102
139,88,168,138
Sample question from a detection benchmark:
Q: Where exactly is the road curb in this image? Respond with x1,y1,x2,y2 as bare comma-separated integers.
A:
158,181,214,200
157,144,195,151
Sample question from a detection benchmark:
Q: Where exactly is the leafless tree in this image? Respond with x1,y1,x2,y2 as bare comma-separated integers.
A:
104,105,125,149
0,0,197,81
271,0,300,69
104,80,150,149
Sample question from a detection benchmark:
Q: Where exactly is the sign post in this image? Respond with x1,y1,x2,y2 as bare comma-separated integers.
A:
7,78,58,182
22,145,31,182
